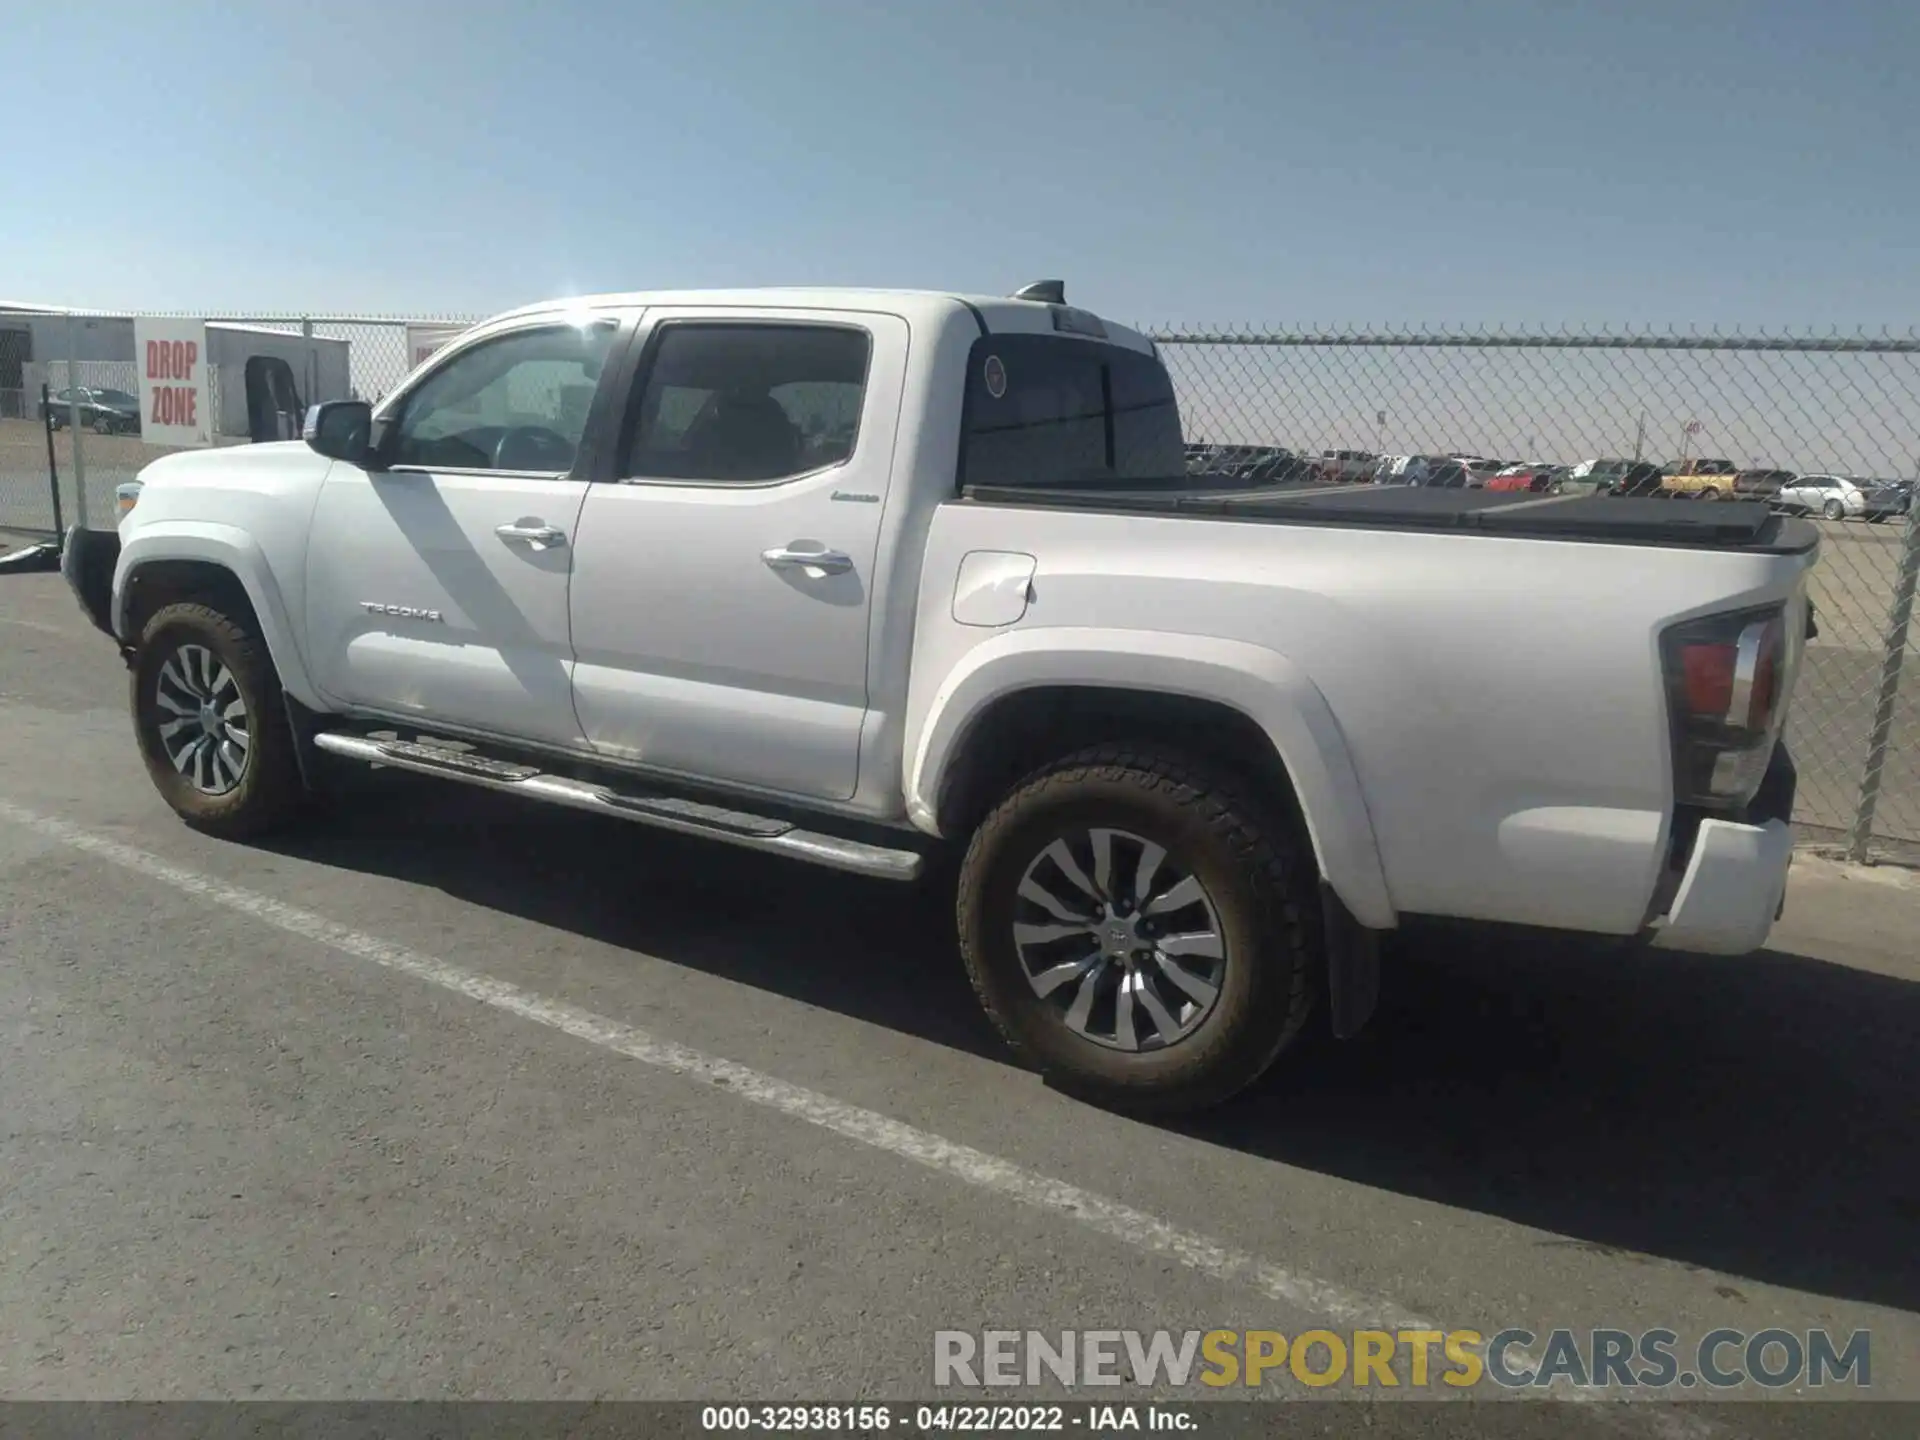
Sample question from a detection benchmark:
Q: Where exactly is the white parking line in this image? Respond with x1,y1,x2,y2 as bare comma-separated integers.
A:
0,796,1718,1433
0,614,80,637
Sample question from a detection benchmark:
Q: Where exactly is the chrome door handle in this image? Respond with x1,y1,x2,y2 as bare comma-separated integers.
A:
496,522,567,550
762,546,853,576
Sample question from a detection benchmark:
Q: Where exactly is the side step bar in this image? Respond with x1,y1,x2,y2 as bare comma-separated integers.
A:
311,732,925,882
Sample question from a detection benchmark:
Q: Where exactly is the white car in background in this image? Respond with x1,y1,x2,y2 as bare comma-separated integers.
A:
1375,454,1468,487
1314,449,1378,483
1778,474,1911,523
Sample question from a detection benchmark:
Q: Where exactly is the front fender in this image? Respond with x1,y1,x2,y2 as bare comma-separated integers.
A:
907,627,1397,930
113,521,323,710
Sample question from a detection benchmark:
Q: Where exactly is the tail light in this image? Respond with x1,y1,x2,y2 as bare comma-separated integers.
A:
1660,604,1799,807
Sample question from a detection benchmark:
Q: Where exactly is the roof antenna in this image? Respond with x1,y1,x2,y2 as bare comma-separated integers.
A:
1012,280,1066,304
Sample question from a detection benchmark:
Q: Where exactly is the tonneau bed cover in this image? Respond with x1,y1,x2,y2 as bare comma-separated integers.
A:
960,479,1819,553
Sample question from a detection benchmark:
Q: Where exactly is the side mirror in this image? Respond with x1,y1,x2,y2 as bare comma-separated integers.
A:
303,401,373,464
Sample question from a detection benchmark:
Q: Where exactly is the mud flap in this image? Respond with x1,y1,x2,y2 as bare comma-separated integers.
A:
1323,880,1382,1039
282,691,327,795
59,526,120,635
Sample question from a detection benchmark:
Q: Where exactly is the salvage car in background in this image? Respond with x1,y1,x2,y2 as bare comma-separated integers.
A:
1375,454,1469,487
1606,462,1672,498
1485,462,1567,494
1778,473,1914,522
1732,467,1797,499
40,386,142,434
1313,449,1378,483
1203,445,1315,486
1556,458,1638,496
1559,462,1635,495
1661,457,1739,499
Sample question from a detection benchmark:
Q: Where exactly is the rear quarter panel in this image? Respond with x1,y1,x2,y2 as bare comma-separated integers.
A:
906,502,1816,935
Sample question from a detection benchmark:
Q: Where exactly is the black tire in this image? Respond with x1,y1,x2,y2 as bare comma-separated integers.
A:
90,412,114,435
956,744,1321,1114
1823,499,1845,521
131,601,305,838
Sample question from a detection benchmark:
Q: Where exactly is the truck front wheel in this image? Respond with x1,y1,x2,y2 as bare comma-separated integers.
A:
957,745,1320,1114
131,601,305,838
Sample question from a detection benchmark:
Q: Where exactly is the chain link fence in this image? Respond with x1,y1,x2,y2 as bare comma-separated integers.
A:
4,309,1917,861
0,310,475,537
1150,324,1920,861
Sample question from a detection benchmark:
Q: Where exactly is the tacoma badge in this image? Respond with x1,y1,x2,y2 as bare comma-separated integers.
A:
360,601,445,622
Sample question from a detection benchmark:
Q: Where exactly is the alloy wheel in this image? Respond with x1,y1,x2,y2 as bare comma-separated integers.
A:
153,643,251,795
1011,827,1227,1052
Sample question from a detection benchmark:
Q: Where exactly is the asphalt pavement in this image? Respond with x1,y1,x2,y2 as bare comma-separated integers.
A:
1,570,1916,1434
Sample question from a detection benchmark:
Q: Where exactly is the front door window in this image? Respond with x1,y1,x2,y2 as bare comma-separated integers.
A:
390,322,618,474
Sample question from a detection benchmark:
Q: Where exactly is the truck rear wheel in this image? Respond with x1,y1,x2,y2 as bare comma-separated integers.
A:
956,744,1320,1114
131,601,305,838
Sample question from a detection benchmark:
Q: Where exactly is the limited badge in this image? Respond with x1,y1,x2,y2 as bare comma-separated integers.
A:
983,354,1007,399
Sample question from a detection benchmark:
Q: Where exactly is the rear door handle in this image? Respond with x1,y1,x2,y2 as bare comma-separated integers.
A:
496,522,567,550
762,546,853,576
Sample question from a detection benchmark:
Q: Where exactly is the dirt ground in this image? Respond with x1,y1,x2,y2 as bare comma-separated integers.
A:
0,417,198,531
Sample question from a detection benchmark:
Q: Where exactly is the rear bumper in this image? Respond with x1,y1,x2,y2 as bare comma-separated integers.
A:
1649,745,1797,956
61,524,121,640
1648,818,1793,955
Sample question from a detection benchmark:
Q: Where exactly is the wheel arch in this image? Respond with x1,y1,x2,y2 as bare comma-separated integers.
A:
114,523,323,709
908,629,1397,929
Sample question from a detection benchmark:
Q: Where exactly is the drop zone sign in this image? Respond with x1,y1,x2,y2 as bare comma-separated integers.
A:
405,323,469,373
135,317,211,447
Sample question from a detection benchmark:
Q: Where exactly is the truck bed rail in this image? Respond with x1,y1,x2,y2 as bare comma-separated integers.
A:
959,479,1819,553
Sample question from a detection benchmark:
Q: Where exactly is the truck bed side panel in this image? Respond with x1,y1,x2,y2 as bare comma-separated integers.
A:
907,502,1816,934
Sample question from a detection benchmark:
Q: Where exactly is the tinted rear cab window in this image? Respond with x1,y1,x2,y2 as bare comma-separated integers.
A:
960,334,1184,490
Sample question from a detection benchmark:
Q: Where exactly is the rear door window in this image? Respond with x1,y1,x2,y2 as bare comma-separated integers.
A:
960,335,1184,489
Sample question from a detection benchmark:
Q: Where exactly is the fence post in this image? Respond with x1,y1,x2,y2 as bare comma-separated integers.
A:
40,383,64,537
301,316,317,416
1848,486,1920,861
66,315,89,528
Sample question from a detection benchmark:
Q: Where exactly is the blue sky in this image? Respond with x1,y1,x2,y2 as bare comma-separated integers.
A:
3,0,1913,327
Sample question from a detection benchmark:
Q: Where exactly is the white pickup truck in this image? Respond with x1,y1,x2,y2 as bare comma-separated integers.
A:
63,281,1814,1113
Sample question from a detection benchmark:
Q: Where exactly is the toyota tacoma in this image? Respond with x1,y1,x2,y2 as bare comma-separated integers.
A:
62,281,1815,1113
